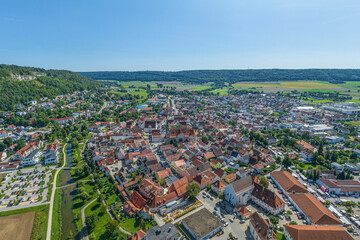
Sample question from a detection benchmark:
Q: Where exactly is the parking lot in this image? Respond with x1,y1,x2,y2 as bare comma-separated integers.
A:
198,190,249,240
0,166,55,211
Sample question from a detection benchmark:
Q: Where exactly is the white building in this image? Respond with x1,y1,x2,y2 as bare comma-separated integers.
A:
23,149,42,166
224,176,254,206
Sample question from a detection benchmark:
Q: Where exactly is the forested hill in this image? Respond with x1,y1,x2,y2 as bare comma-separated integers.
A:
0,64,102,111
79,69,360,84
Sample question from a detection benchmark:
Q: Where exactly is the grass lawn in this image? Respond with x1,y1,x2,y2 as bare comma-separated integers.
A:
301,97,333,103
296,163,321,170
119,216,157,234
0,204,49,240
51,190,62,240
106,194,119,205
345,120,360,127
73,181,97,231
47,169,56,201
85,201,127,240
56,169,63,187
211,87,229,95
276,232,285,240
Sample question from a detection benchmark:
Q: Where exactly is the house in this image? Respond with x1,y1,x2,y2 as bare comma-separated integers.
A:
283,225,353,240
44,142,60,165
234,205,252,220
297,140,315,152
51,116,75,125
289,193,342,225
344,162,357,172
169,127,196,142
249,212,277,240
224,176,254,206
152,134,165,143
139,179,164,199
211,180,226,195
330,162,344,171
156,169,173,180
0,130,9,139
145,222,178,240
238,150,250,164
12,142,39,161
301,149,313,161
0,152,7,161
251,183,285,215
252,163,264,174
23,149,42,166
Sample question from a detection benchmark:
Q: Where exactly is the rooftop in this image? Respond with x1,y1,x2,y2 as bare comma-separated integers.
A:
181,208,223,239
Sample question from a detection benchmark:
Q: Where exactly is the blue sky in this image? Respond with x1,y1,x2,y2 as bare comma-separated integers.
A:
0,0,359,71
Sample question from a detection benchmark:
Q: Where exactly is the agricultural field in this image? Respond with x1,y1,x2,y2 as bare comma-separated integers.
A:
233,82,280,88
0,204,49,240
232,81,341,90
280,81,340,89
109,88,149,99
0,211,35,240
211,87,229,95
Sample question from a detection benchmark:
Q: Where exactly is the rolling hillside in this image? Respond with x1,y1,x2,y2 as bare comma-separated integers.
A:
0,64,102,111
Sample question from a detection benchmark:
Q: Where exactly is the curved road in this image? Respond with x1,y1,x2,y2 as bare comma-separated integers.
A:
46,141,68,240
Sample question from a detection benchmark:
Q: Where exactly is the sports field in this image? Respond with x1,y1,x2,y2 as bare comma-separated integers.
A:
0,211,35,240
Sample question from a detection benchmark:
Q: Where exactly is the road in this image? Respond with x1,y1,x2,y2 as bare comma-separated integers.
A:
46,141,68,240
97,102,108,115
198,191,248,240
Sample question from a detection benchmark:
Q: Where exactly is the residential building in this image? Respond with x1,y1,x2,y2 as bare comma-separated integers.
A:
249,212,277,240
251,183,285,215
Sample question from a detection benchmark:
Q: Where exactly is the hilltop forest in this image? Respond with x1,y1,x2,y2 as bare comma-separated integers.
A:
0,64,102,111
79,69,360,85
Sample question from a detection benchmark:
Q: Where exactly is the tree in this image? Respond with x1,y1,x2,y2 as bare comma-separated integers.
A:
85,213,98,231
0,142,6,151
3,137,13,147
258,176,269,188
282,155,292,169
186,182,200,199
78,191,89,201
218,191,225,200
289,221,298,225
270,216,279,224
105,220,118,234
72,138,79,149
